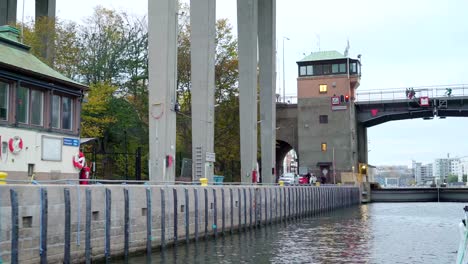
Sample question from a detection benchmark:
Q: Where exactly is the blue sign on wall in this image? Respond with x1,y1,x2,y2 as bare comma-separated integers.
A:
63,138,80,147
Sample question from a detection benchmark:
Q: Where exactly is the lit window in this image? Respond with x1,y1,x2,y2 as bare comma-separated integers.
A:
300,66,306,76
332,64,339,73
0,82,8,121
306,65,313,75
17,86,29,123
30,90,43,126
319,84,328,93
321,143,327,152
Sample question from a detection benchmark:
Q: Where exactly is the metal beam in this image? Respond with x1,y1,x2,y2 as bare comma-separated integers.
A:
190,0,216,181
237,0,258,183
258,0,276,183
148,0,178,182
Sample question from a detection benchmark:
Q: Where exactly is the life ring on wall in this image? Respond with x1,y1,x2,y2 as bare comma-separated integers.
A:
8,136,23,154
73,151,86,170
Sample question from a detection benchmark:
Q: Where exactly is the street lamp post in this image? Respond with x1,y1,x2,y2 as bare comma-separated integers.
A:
282,36,290,103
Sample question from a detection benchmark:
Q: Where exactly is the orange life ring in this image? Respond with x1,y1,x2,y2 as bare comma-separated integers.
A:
73,152,86,169
8,136,23,154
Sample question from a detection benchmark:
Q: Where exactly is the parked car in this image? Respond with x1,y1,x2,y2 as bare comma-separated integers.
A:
279,173,298,185
298,173,317,185
299,176,309,184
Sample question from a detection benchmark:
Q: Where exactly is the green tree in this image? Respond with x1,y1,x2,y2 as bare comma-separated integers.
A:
447,174,459,183
463,174,467,183
80,83,117,138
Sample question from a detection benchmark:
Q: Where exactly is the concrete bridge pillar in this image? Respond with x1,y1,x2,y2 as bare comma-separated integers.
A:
36,0,56,63
190,0,216,181
148,0,178,182
0,0,17,25
237,0,258,183
35,0,56,21
258,0,276,183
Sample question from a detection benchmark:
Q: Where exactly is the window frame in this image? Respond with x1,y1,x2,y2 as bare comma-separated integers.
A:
306,65,313,75
50,93,75,131
299,66,306,76
61,96,74,131
0,81,9,121
30,89,44,126
319,115,328,124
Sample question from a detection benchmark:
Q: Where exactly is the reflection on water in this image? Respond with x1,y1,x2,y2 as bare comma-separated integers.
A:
116,203,463,264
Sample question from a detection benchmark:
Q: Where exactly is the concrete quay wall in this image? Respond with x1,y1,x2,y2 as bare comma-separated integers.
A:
0,185,360,263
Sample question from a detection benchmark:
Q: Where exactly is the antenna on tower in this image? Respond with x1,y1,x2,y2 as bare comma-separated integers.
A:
344,39,350,57
315,34,320,51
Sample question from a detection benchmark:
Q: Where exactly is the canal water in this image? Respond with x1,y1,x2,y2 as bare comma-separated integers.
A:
117,203,464,263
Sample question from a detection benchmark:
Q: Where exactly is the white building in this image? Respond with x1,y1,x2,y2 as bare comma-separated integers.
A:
0,26,87,181
458,157,468,182
433,159,451,181
412,161,422,183
420,163,433,182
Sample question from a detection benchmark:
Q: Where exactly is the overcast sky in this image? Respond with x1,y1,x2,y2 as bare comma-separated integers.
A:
18,0,468,167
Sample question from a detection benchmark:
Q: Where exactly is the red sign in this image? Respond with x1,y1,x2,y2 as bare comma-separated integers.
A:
371,109,378,116
420,96,430,106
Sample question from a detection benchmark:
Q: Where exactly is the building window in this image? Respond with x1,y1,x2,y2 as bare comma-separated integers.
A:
314,64,323,75
319,84,328,94
332,64,339,73
321,143,327,152
319,115,328,124
300,66,306,76
306,65,313,75
0,82,8,121
17,86,29,123
62,97,73,130
17,87,44,126
52,95,73,130
30,89,43,126
339,63,346,73
51,95,60,128
350,62,357,73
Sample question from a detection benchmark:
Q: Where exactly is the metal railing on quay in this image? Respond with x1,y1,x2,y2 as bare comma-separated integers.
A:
0,178,352,187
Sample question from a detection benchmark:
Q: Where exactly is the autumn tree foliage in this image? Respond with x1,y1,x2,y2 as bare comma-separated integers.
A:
21,5,241,180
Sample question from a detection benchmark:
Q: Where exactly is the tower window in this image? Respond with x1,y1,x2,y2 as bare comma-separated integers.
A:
319,115,328,124
321,143,327,152
332,64,339,73
339,63,346,73
319,84,328,93
306,65,313,75
300,66,306,76
323,64,331,74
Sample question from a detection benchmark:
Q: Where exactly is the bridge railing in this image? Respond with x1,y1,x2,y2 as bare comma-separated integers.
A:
356,84,468,102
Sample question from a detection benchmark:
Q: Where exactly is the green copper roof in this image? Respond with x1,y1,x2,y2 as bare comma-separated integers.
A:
0,26,86,89
299,50,346,62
